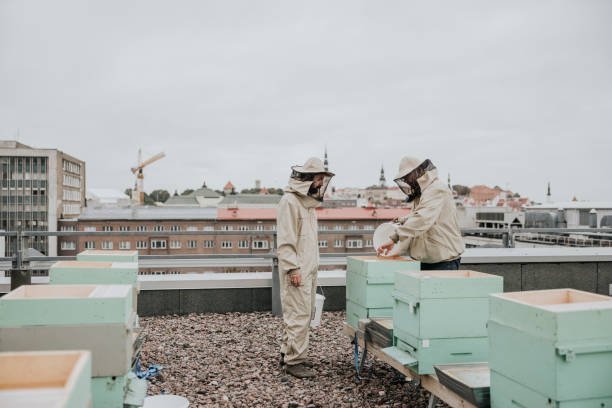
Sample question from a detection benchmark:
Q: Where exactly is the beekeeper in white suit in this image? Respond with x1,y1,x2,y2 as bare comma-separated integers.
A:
277,157,334,378
377,157,464,270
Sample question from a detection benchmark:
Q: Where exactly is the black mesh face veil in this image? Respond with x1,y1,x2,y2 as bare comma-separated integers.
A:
291,170,333,202
394,159,436,202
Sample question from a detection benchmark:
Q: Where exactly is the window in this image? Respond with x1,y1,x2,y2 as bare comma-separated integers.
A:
255,225,264,231
363,225,374,230
252,240,268,249
269,225,277,231
62,189,81,201
84,226,96,232
186,226,198,231
102,241,113,249
60,225,76,232
221,225,233,231
334,225,343,231
61,241,76,250
203,226,214,231
318,240,328,248
221,241,233,249
84,241,95,249
366,239,374,247
349,225,359,230
347,239,363,248
170,240,181,249
120,241,131,249
334,239,344,248
151,239,167,249
187,240,197,248
63,204,81,215
119,226,130,231
204,240,215,248
170,225,180,232
319,225,328,231
153,225,164,232
239,225,249,231
136,225,147,232
238,240,249,249
136,241,147,249
102,226,113,232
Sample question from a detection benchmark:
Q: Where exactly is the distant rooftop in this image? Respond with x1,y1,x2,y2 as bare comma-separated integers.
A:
218,194,282,207
529,201,612,210
217,206,409,220
77,206,217,221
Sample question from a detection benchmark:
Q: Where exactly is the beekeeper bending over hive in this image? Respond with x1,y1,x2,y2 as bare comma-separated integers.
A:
277,157,334,378
377,157,465,270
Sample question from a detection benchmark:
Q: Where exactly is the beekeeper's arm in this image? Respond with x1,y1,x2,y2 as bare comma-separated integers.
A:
277,198,301,277
389,189,444,243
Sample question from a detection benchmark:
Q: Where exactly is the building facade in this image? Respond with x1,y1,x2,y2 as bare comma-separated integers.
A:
1,141,85,257
58,206,410,275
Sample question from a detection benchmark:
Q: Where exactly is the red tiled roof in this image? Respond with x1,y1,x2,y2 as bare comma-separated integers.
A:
217,207,410,220
224,181,235,190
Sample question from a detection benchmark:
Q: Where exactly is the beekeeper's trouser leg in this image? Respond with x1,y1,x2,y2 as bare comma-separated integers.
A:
279,269,317,366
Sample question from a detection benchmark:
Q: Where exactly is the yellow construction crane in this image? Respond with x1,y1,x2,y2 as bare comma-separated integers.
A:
131,149,166,206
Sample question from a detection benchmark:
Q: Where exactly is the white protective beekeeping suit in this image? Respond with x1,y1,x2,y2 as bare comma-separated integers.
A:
276,157,333,366
390,157,465,263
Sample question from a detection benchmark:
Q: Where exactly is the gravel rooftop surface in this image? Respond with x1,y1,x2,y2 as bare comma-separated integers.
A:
140,311,449,408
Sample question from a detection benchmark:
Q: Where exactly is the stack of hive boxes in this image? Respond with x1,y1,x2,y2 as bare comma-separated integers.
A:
488,289,612,407
0,284,134,407
385,270,503,374
0,350,92,408
345,256,420,329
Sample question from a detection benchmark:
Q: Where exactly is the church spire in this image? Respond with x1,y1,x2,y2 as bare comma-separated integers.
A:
379,165,386,187
324,147,329,172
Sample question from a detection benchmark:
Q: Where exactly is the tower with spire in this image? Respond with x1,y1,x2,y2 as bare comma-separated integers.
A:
546,182,552,203
323,147,329,172
379,165,386,188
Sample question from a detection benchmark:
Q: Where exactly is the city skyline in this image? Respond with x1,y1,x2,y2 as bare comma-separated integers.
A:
1,1,611,202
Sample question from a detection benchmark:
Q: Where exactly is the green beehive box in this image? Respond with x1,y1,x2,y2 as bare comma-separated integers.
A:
346,299,393,330
488,289,612,406
77,250,139,263
91,374,128,408
0,284,133,326
0,350,92,408
346,256,420,328
385,270,502,374
393,270,503,339
50,261,138,287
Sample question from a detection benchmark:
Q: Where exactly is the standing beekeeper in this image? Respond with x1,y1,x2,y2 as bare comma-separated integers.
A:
377,157,465,270
277,157,334,378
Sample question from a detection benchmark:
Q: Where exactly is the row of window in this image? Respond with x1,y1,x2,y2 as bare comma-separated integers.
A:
1,157,47,174
63,175,81,188
319,225,374,231
0,179,47,188
1,195,47,204
62,159,81,175
74,239,270,250
62,189,81,201
63,204,81,215
318,239,372,248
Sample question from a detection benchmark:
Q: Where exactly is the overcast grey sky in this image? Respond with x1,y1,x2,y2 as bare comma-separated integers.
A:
1,1,611,202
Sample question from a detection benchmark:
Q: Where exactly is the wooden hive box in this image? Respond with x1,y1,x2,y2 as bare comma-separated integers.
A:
76,250,139,263
0,350,91,408
386,270,502,374
489,289,612,407
0,285,135,377
91,375,128,408
346,256,420,329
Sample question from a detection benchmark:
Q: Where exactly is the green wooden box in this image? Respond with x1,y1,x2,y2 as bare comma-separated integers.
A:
0,350,92,408
77,250,139,263
0,284,133,326
50,261,138,287
92,374,128,408
393,270,503,339
491,370,612,408
488,289,612,405
393,327,489,374
346,256,420,323
346,299,393,329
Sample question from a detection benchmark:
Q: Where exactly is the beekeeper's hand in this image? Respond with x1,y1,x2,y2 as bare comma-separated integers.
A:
377,240,395,256
289,270,302,287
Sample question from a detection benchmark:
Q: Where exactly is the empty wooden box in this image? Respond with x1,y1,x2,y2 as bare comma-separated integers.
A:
385,270,502,374
0,284,135,377
489,289,612,408
346,256,420,329
0,350,91,408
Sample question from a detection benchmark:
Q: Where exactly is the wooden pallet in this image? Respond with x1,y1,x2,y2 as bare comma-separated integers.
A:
344,321,479,408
